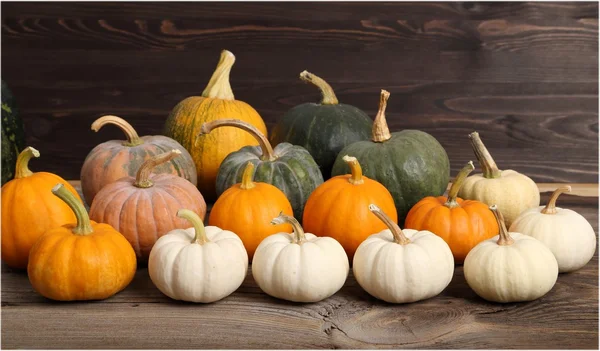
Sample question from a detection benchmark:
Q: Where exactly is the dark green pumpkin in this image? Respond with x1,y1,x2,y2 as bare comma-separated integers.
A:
331,90,450,225
202,119,323,220
1,81,26,185
269,71,372,178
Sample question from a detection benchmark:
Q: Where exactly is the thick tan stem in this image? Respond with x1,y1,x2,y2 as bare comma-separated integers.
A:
372,89,392,142
91,115,143,147
369,204,410,245
271,212,306,244
202,50,235,100
134,150,181,188
299,70,339,105
490,205,514,246
342,155,364,185
469,132,501,179
52,183,93,235
200,119,275,161
240,162,256,190
15,147,40,179
445,161,475,208
177,209,209,245
541,186,572,214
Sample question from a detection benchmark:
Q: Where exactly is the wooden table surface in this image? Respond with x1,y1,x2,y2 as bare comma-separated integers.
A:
2,184,598,349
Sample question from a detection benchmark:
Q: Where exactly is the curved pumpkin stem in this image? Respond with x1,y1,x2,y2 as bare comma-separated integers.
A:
15,146,40,179
372,89,392,143
490,205,514,246
369,204,410,245
342,155,364,185
135,150,181,188
445,161,475,208
177,209,209,245
200,119,275,161
240,162,256,190
202,50,235,100
271,212,306,244
299,71,338,105
469,132,501,179
91,115,143,147
52,183,93,235
541,186,571,215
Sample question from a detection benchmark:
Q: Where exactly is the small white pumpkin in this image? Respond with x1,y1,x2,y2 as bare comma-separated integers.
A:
458,132,540,227
510,186,596,273
464,205,558,303
148,209,248,303
251,212,349,303
353,204,454,303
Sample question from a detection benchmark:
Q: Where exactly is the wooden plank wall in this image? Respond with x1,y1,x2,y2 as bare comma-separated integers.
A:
1,2,598,182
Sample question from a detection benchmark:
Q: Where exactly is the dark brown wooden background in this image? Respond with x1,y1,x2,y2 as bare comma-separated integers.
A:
2,2,598,182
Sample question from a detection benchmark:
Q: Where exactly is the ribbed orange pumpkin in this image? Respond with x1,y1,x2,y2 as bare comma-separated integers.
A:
80,115,197,206
164,50,267,201
89,150,206,261
404,161,499,263
302,156,397,261
1,147,82,269
209,162,293,260
28,184,136,301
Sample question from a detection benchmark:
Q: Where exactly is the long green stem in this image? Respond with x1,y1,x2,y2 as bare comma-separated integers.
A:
202,50,235,100
369,204,410,245
15,147,40,179
299,71,338,105
177,209,209,244
445,161,475,208
200,119,275,161
469,132,501,179
52,183,93,235
135,150,181,188
541,186,571,214
372,89,392,143
91,115,143,147
490,205,513,246
271,212,306,244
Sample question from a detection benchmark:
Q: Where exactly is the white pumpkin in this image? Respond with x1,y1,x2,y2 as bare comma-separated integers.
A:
510,186,596,273
458,132,540,227
464,205,558,303
353,204,454,303
148,209,248,303
251,213,349,303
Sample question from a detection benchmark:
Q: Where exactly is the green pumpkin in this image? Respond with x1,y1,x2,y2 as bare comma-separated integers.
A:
269,71,372,178
202,119,323,220
331,90,450,225
1,81,26,185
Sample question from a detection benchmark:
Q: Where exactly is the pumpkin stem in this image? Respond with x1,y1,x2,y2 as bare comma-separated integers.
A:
469,132,501,179
541,186,571,215
445,161,475,208
342,155,364,185
371,89,392,143
52,183,93,235
202,50,235,100
177,209,209,245
369,204,410,245
240,162,256,190
271,212,306,244
134,150,181,188
14,146,40,179
490,205,514,246
200,119,276,161
299,71,338,105
91,115,143,147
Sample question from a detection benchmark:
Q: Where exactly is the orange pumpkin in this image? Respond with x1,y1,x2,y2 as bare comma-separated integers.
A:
1,147,82,269
404,161,499,263
209,162,293,260
89,150,206,261
28,183,136,301
302,155,397,260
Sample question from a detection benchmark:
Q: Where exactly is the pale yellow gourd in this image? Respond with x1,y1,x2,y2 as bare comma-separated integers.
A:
457,132,539,227
464,205,558,303
510,186,596,273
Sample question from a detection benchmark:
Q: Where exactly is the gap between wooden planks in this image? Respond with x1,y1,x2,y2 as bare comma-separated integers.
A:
66,181,599,197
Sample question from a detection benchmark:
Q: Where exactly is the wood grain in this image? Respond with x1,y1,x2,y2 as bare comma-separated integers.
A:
1,2,597,182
